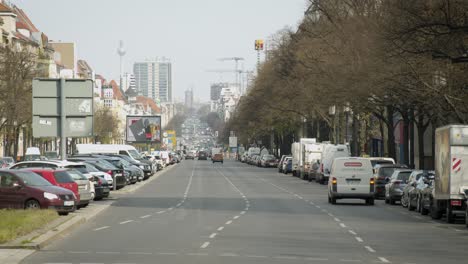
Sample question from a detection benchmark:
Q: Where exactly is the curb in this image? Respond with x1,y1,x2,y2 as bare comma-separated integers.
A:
0,164,178,250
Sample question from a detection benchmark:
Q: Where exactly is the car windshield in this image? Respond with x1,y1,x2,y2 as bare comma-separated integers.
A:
15,171,52,186
84,164,100,172
371,160,394,167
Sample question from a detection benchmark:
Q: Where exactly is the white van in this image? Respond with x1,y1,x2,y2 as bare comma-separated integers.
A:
317,144,350,184
328,157,375,205
76,144,142,163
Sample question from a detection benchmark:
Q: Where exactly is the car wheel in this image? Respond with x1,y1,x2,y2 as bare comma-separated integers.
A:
420,198,429,215
25,199,40,209
385,197,389,204
465,209,468,228
408,197,415,211
328,195,331,204
446,206,455,224
389,197,396,205
366,198,375,206
430,201,442,219
331,196,337,205
401,194,408,208
58,212,69,216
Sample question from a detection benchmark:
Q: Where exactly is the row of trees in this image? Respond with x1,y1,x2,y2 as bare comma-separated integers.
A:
226,0,468,169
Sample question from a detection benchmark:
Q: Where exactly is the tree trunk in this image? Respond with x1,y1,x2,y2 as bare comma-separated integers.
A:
416,118,427,170
352,113,359,156
409,110,415,169
386,106,396,160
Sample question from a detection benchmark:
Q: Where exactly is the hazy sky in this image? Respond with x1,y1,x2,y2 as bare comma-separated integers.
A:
11,0,307,102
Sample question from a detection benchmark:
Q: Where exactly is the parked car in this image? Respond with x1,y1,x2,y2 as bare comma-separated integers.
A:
283,158,293,174
420,175,436,216
21,168,81,206
260,154,278,168
103,154,151,180
328,157,375,205
92,175,110,200
407,171,435,212
67,157,127,189
0,159,9,168
385,169,413,205
0,169,76,215
10,161,93,208
373,164,408,199
400,170,434,209
278,155,289,173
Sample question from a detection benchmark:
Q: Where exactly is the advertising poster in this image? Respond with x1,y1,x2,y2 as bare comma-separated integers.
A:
126,116,161,143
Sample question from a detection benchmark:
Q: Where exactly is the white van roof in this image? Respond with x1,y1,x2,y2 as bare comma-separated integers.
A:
76,144,137,154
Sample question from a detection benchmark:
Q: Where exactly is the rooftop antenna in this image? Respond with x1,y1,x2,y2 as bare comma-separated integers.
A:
117,40,126,92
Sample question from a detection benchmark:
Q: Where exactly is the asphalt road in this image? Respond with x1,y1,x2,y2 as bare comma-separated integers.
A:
21,160,468,264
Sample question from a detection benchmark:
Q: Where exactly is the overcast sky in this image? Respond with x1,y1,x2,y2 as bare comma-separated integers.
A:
11,0,307,102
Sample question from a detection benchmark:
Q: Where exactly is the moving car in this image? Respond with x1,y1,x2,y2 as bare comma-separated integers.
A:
185,152,195,160
283,158,293,174
0,169,76,215
198,151,208,160
278,155,288,173
328,157,375,205
212,153,223,163
385,169,413,205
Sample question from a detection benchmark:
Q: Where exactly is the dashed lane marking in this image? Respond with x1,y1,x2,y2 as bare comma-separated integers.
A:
157,252,178,255
233,215,240,219
217,226,224,231
245,255,268,258
200,242,210,249
349,230,357,235
209,233,217,238
128,252,153,255
119,220,134,225
93,226,110,231
365,246,376,253
157,210,166,214
226,220,233,225
140,215,151,219
378,257,390,263
355,237,364,242
334,217,341,222
339,223,347,228
240,211,246,215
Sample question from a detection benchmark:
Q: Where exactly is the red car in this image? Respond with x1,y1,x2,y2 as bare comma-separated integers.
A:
23,168,81,205
0,170,76,215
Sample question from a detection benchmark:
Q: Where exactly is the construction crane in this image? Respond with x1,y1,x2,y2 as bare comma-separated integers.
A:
206,68,250,95
217,57,245,90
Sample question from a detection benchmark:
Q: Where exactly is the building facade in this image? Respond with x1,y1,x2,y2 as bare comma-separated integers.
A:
133,59,172,104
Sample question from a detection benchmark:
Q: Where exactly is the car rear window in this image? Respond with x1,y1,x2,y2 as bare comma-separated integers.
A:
263,155,275,160
371,160,394,167
379,167,397,178
66,165,88,174
54,171,75,183
67,170,88,180
397,172,412,181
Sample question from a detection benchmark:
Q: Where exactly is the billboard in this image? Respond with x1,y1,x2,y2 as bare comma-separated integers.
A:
229,136,238,148
165,130,177,149
126,116,161,143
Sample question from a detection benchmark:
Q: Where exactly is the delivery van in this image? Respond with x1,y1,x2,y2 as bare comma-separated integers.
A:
328,157,375,205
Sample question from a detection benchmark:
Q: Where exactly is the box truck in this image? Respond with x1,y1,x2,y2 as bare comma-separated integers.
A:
431,125,468,225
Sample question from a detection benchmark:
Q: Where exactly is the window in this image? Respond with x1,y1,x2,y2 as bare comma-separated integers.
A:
0,172,16,188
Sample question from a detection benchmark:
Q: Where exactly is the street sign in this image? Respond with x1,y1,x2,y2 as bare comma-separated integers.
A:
32,78,94,160
229,136,238,148
32,78,94,138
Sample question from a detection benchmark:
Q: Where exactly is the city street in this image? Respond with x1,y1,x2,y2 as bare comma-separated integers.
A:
21,160,468,264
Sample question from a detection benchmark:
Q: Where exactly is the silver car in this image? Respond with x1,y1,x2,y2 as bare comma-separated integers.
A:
385,169,413,205
67,170,93,208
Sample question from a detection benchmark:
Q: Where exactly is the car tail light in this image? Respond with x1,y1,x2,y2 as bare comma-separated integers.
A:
107,170,113,176
332,177,337,192
451,200,462,206
332,177,337,185
393,180,401,186
370,178,375,185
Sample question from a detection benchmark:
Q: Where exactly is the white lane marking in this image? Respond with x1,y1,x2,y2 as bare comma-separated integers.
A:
306,257,329,261
96,251,120,254
349,230,358,235
119,220,134,225
334,217,341,222
209,233,217,238
329,213,335,217
365,246,376,253
200,242,210,249
93,226,110,231
339,259,362,262
157,252,178,255
378,257,390,263
176,203,182,207
128,252,153,255
355,237,364,242
220,253,239,257
454,229,462,232
217,226,224,231
240,211,246,215
275,256,298,260
316,206,321,209
245,255,268,258
168,207,174,211
226,220,233,225
339,223,347,228
187,253,209,256
157,210,166,214
233,215,240,219
140,215,151,219
68,251,90,254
